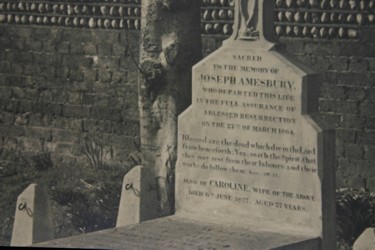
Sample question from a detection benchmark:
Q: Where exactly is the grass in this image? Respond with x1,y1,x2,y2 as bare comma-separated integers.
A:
336,188,375,248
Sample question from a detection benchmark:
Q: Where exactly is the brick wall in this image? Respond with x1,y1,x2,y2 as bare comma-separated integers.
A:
0,24,140,168
280,31,375,190
1,16,375,189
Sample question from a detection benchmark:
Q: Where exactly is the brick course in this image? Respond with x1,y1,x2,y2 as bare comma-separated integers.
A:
0,25,140,167
279,37,375,190
1,22,375,189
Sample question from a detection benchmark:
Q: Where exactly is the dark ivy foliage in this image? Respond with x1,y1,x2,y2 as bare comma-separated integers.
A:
336,188,375,246
45,162,129,234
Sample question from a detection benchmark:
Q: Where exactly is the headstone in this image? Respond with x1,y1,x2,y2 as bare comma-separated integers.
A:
11,183,53,246
116,165,159,227
175,0,336,249
27,1,337,248
353,228,375,250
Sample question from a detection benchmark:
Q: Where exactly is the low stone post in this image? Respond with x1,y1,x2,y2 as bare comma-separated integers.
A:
353,228,375,250
11,183,53,246
116,165,159,227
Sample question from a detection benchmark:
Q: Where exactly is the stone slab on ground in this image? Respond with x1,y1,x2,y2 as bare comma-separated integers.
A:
35,215,321,249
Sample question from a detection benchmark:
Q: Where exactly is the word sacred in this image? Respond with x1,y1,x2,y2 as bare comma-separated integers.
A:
233,54,262,61
200,74,294,90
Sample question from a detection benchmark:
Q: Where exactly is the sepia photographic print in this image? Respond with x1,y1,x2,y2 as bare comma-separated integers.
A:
0,0,374,249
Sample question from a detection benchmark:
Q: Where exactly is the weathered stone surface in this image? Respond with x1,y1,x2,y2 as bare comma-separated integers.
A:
35,216,321,249
175,1,336,249
175,46,336,248
11,184,53,246
353,228,375,250
116,165,158,227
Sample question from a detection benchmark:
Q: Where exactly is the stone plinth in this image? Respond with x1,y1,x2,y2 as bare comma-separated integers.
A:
35,216,322,249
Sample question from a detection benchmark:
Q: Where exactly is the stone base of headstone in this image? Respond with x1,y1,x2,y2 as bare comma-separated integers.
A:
11,183,53,246
353,228,375,250
116,165,159,227
35,215,321,249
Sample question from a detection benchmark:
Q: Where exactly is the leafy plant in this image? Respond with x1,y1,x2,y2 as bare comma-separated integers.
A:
48,165,126,233
32,151,53,172
44,136,131,234
336,188,375,246
82,137,104,170
0,143,134,245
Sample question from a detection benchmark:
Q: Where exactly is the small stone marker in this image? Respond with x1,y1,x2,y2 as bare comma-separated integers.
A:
11,183,53,246
116,165,159,227
176,0,336,249
353,228,375,250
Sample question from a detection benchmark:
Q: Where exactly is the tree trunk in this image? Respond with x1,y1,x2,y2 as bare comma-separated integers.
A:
138,0,202,216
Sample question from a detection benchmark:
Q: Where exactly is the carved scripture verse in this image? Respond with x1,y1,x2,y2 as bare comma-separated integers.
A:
176,46,322,233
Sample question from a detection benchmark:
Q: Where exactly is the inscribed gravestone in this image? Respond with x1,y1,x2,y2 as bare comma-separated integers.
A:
176,0,335,249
